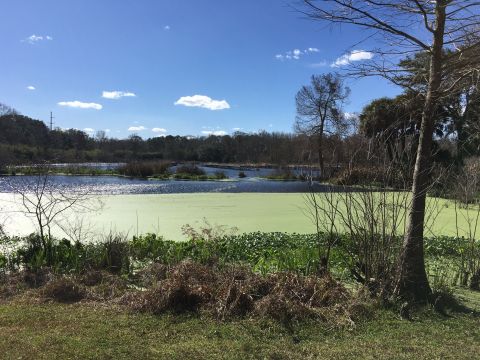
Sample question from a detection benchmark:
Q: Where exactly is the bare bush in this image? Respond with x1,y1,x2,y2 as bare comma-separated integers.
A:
181,218,239,242
452,158,480,289
6,163,102,245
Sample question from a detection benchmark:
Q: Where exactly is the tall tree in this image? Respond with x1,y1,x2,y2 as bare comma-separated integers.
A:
300,0,480,302
295,73,350,177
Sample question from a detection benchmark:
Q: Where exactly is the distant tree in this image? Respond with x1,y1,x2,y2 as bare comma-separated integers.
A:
295,73,350,177
0,103,18,116
95,130,107,142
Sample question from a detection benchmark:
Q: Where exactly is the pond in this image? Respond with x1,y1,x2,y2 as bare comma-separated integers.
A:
0,167,328,195
0,165,336,239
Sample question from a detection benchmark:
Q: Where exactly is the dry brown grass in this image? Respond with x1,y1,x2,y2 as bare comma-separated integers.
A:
0,262,374,327
121,260,363,327
41,277,86,303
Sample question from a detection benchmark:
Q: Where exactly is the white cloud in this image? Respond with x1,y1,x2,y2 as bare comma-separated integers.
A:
128,126,147,131
105,129,111,133
232,127,242,131
175,95,230,111
27,85,36,90
84,128,95,133
22,34,53,44
102,91,136,99
164,25,171,30
332,50,374,67
344,112,358,121
202,130,228,136
58,101,103,110
276,47,320,61
152,127,167,133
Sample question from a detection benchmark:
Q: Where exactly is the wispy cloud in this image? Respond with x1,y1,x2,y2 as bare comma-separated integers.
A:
27,85,36,90
84,128,95,133
152,128,167,133
202,130,228,136
175,95,230,111
164,25,171,30
275,47,319,61
331,50,374,67
128,126,147,131
102,91,136,100
58,101,103,110
22,34,53,44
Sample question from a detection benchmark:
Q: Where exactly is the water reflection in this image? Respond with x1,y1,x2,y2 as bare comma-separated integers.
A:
0,175,331,195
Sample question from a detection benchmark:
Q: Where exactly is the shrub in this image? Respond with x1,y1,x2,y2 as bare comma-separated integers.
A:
332,166,406,187
175,164,205,176
97,234,131,274
266,168,298,181
213,171,227,180
118,161,171,178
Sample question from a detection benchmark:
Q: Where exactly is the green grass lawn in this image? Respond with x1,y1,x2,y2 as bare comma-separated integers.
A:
0,289,479,359
1,193,478,240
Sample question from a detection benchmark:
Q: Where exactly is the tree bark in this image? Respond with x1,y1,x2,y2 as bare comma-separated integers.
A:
318,120,325,178
394,1,447,303
317,135,324,178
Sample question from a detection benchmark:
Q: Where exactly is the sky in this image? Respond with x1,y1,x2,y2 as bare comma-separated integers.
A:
0,0,402,138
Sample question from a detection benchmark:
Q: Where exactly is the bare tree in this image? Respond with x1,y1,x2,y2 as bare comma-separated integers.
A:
295,73,350,178
7,164,102,252
0,103,18,116
299,0,480,302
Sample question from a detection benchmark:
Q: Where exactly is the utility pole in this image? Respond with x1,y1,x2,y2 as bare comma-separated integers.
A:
49,112,54,131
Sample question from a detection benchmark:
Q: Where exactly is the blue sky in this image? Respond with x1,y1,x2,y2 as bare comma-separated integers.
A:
0,0,401,138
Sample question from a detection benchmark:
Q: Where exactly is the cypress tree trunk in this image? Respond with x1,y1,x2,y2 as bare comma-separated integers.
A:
394,1,447,302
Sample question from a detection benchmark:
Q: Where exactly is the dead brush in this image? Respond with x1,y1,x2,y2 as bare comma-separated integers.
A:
253,273,351,325
0,273,29,300
40,277,86,303
0,269,55,301
78,270,129,301
133,260,218,314
135,262,169,288
129,260,359,327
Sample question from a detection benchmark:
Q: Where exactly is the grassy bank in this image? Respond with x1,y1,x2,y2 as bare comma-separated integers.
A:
1,230,479,359
0,293,479,360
